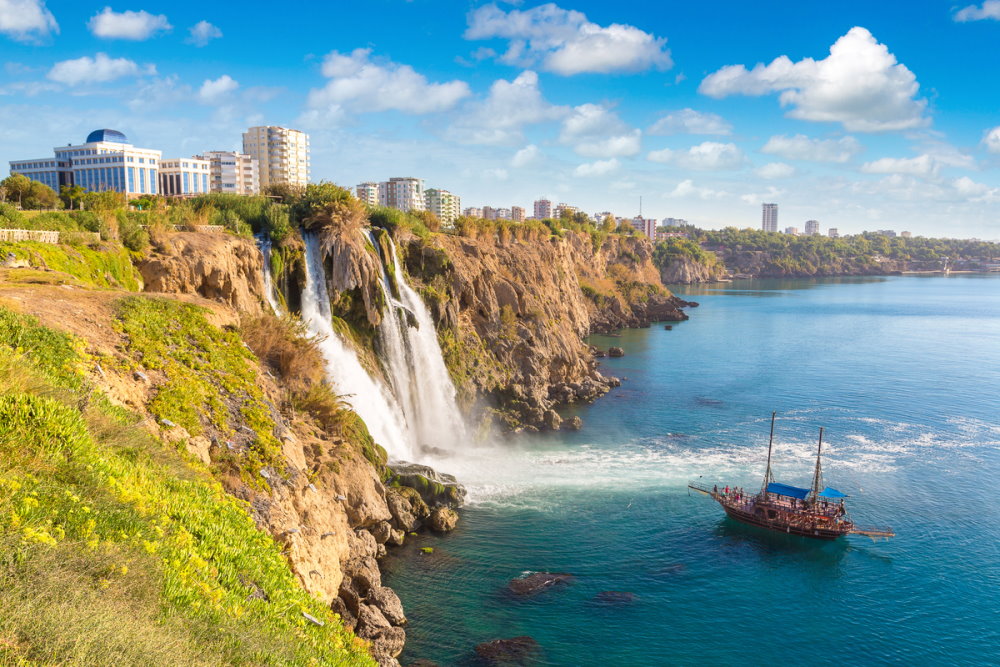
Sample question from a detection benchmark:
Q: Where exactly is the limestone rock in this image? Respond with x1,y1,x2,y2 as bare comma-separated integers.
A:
475,636,540,664
542,409,562,431
427,506,458,533
507,572,574,596
368,586,407,626
608,347,625,358
185,435,212,464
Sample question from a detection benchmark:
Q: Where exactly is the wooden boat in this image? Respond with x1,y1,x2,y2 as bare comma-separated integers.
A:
689,413,894,540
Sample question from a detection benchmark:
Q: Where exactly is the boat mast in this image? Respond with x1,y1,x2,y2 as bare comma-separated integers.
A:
809,427,824,505
761,411,776,495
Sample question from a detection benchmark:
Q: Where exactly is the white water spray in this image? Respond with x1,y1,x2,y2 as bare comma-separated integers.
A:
299,232,414,460
257,235,283,315
365,229,468,453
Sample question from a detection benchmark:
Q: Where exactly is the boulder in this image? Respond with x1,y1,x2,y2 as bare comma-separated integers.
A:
368,586,407,626
367,626,406,665
370,521,394,545
330,596,357,632
475,637,540,664
427,507,459,533
507,572,574,596
388,462,467,508
541,409,562,431
608,347,625,357
386,490,420,532
562,416,583,431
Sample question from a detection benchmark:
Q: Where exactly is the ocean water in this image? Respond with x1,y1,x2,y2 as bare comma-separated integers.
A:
382,275,1000,666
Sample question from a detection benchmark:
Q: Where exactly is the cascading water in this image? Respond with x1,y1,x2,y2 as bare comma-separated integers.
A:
299,232,414,460
365,229,468,454
257,235,283,315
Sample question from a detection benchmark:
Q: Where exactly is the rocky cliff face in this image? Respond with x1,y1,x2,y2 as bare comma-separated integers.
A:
659,254,724,284
137,231,267,313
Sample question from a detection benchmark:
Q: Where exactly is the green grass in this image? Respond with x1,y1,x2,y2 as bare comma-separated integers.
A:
113,296,283,480
0,307,374,666
0,240,142,291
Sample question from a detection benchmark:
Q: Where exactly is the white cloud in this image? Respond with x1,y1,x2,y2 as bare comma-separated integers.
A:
88,7,171,40
861,154,937,177
761,134,862,163
647,141,746,170
954,1,1000,21
198,74,238,104
984,126,1000,154
755,162,796,179
483,167,509,181
699,27,927,132
305,48,471,122
448,70,567,145
511,144,540,167
648,108,732,136
573,158,619,177
47,52,149,85
186,20,221,47
127,75,190,111
740,186,785,205
953,176,989,196
667,179,727,200
464,3,672,76
559,103,641,157
0,0,58,41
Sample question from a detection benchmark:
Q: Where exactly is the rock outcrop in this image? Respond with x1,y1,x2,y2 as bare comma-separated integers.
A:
658,254,724,284
137,231,266,313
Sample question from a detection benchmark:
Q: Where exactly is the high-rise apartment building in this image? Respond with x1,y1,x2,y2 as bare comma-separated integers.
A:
555,203,577,218
828,228,839,238
785,227,799,235
242,126,310,190
463,207,482,218
10,129,161,196
425,188,461,225
511,206,525,222
196,151,259,195
761,203,778,232
805,220,820,235
482,206,497,220
534,199,552,219
629,216,657,238
356,182,379,206
378,177,425,212
159,157,210,196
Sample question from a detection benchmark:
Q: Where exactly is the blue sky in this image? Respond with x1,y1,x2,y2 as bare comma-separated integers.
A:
1,0,999,237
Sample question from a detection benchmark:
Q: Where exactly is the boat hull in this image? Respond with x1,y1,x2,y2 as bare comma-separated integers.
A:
721,504,846,540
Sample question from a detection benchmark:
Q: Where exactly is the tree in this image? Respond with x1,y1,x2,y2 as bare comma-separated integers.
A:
60,184,86,210
1,174,33,208
26,181,60,209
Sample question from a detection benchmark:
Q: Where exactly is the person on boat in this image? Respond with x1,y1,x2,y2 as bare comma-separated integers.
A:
724,485,730,495
713,484,718,494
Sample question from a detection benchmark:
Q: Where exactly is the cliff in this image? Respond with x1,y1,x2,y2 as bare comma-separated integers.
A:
658,254,726,284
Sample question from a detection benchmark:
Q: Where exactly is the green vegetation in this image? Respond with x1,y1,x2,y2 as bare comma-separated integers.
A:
114,297,282,478
0,174,60,210
655,226,1000,277
437,327,511,410
0,240,143,290
0,305,373,665
653,237,723,272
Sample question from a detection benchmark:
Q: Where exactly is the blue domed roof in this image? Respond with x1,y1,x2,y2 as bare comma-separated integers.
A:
86,129,128,144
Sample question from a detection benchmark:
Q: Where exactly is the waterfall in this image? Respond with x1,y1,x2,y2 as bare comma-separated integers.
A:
257,235,283,315
299,232,414,460
366,229,467,453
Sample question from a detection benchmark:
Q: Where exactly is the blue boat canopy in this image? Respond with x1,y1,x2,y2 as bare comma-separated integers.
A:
818,487,848,498
767,482,810,499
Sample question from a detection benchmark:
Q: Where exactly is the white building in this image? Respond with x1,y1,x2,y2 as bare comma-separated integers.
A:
159,157,210,196
555,203,577,218
425,188,461,224
379,177,425,212
511,206,525,222
482,206,497,220
463,207,482,218
805,220,820,235
785,227,799,235
356,182,380,206
534,199,552,219
495,207,512,220
662,217,689,227
242,126,310,190
828,228,839,238
10,128,161,196
762,203,778,233
197,151,259,195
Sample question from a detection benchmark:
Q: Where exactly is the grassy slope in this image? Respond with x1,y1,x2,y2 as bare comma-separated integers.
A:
0,302,373,665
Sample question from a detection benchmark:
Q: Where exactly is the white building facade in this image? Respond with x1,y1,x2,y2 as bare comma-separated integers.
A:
762,203,779,232
159,158,210,196
534,199,552,219
10,129,161,196
805,220,820,235
424,188,461,224
379,177,425,212
197,151,259,195
356,182,380,206
242,126,310,190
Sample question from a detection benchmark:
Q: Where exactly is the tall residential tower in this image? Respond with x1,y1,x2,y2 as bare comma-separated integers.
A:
242,126,310,190
761,203,778,232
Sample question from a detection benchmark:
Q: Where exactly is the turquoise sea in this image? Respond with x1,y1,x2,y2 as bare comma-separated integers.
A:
383,275,1000,666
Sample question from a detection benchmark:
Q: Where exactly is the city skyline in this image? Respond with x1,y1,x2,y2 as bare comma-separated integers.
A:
0,1,998,237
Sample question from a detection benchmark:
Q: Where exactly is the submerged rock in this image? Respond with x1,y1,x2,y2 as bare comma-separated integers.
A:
562,416,583,431
475,636,540,664
594,591,637,604
507,572,574,596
